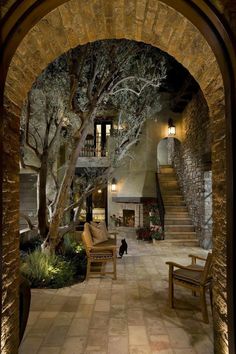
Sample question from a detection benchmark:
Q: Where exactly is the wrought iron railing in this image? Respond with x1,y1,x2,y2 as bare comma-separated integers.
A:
79,146,107,157
156,173,165,239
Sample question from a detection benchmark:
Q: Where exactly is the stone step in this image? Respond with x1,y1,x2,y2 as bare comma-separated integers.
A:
165,225,195,232
163,195,184,201
159,174,177,180
159,181,179,188
162,239,200,247
159,167,174,174
165,206,188,212
165,218,193,225
164,231,197,239
161,189,182,195
158,166,199,247
164,201,186,206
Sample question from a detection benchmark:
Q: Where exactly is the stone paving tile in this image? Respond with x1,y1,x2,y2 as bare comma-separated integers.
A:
86,328,108,348
67,318,90,336
90,311,110,328
42,325,69,347
129,345,152,354
27,318,54,337
60,337,86,354
53,311,74,326
108,335,129,354
129,325,149,346
94,299,111,311
19,336,43,354
75,304,94,319
38,347,61,354
149,334,173,352
109,317,127,335
19,230,213,354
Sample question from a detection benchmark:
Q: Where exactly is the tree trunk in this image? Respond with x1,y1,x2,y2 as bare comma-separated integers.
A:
37,152,49,238
47,118,93,251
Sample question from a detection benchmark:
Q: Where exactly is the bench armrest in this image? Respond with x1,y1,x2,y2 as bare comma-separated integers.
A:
108,232,117,242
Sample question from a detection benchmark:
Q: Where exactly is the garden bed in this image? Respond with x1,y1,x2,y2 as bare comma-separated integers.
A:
20,233,87,288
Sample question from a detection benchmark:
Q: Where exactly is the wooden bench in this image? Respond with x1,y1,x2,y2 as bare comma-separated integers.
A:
82,222,117,280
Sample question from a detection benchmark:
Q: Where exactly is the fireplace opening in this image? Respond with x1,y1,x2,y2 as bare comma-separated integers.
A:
123,210,135,227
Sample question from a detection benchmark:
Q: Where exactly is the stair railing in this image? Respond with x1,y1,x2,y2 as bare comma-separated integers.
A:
156,173,165,239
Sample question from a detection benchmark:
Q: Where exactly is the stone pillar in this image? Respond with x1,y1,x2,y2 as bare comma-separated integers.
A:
1,100,20,353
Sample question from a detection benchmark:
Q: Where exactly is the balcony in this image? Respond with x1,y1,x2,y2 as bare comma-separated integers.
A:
76,145,110,168
79,146,107,158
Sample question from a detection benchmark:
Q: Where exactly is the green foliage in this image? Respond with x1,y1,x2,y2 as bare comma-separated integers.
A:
63,234,84,255
62,234,87,279
20,249,75,288
20,233,87,288
20,235,43,253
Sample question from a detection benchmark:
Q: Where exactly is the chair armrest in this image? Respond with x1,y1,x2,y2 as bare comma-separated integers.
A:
188,254,207,264
166,261,204,272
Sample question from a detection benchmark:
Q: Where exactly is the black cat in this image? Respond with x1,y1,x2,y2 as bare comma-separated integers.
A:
119,238,128,258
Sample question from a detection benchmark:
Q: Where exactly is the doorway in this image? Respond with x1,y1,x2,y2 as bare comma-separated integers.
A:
78,187,108,225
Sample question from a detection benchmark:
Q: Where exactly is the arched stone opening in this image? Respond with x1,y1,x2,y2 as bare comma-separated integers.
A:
1,1,235,353
157,137,182,168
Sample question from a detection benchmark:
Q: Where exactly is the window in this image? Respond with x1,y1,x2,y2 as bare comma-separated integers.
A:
95,121,112,157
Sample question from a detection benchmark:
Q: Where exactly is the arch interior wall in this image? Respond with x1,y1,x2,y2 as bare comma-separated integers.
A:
1,1,229,353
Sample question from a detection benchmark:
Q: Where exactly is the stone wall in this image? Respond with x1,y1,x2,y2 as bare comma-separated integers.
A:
171,90,212,249
1,101,20,353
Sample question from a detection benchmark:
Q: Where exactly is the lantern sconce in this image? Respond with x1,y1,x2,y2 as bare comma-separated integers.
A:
111,178,117,192
168,118,176,136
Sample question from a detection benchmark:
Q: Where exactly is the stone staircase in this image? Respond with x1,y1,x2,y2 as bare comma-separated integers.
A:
158,165,199,246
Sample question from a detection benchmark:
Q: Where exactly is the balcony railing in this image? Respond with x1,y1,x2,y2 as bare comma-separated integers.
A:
79,146,107,157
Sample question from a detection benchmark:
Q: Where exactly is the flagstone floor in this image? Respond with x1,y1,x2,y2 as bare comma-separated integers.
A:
19,230,213,354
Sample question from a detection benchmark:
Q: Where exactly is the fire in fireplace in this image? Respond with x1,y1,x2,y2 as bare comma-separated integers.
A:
123,209,135,227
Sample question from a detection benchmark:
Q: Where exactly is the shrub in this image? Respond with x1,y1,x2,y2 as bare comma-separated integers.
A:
62,235,87,280
63,234,83,256
20,235,42,253
20,249,75,288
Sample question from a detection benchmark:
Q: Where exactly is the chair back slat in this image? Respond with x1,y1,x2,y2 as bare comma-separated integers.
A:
201,252,212,284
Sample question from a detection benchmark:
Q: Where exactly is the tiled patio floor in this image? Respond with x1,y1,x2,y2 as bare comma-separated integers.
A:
19,230,213,354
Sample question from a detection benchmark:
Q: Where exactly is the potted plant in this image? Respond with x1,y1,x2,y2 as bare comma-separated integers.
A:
150,224,163,243
136,227,152,241
148,209,163,242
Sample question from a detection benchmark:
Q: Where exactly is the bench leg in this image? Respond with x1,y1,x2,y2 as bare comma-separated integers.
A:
113,257,117,280
86,259,91,281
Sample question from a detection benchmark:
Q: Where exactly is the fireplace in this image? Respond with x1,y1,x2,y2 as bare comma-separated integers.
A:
123,209,135,227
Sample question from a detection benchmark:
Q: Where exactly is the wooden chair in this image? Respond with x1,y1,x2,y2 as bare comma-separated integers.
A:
82,223,117,280
166,252,213,323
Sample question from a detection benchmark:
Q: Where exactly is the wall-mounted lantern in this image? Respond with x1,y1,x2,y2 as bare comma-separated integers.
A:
168,118,176,136
111,178,117,192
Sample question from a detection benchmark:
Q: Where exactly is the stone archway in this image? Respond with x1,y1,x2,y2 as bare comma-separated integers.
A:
157,137,182,167
1,1,235,353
